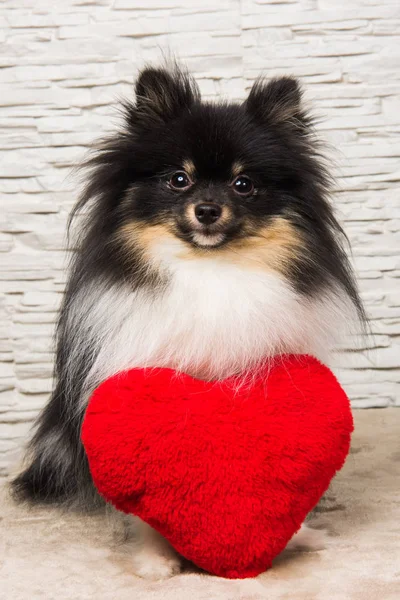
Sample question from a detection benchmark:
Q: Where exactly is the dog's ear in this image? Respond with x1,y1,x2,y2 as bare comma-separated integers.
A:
134,66,200,125
245,77,309,128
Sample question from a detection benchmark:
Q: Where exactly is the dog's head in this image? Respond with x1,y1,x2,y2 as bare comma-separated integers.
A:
118,67,315,253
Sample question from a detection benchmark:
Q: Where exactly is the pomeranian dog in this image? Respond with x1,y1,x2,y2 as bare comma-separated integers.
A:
12,64,364,579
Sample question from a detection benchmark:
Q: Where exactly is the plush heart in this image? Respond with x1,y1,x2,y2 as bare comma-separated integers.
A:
82,355,352,579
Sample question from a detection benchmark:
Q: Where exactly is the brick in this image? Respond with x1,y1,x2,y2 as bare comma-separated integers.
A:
243,8,400,29
9,13,89,28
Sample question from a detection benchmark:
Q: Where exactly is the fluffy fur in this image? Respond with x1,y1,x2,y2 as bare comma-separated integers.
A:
12,64,365,515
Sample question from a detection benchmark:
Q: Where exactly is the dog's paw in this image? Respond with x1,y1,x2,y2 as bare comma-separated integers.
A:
131,550,182,580
286,524,328,552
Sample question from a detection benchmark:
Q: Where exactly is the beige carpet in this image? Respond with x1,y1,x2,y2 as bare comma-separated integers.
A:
1,409,399,600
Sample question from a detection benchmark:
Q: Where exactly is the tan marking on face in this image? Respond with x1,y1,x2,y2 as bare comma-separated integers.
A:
117,221,174,257
117,220,192,273
217,218,304,275
231,161,245,178
182,159,196,180
117,217,304,277
174,217,304,275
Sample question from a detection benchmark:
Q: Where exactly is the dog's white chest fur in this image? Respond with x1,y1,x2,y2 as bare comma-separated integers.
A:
71,238,352,406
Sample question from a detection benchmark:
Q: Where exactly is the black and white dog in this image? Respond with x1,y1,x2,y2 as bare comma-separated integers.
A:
13,65,365,579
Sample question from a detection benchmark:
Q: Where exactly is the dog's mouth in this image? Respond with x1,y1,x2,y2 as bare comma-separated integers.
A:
190,230,227,249
175,223,241,250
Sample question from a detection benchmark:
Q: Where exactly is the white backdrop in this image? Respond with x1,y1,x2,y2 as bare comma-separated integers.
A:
1,0,399,476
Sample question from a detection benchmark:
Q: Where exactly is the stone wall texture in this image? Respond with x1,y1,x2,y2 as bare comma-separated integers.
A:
1,0,399,475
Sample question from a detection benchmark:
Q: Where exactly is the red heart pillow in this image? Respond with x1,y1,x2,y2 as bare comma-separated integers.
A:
82,355,352,578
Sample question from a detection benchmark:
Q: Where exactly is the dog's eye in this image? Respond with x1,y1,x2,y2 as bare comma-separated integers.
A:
232,176,254,196
169,171,192,191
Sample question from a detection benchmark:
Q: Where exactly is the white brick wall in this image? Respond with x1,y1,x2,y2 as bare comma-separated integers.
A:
1,0,399,475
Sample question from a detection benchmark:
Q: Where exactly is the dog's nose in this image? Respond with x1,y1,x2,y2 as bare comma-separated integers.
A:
194,203,222,225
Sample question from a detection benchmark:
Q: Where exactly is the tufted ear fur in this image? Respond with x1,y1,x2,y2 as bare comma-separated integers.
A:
245,77,310,128
133,65,200,125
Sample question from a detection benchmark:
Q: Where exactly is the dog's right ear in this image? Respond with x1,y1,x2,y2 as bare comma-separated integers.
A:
133,66,200,126
245,77,310,130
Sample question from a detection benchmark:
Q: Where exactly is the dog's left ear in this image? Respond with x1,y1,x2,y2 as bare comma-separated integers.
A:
133,66,200,125
245,77,309,128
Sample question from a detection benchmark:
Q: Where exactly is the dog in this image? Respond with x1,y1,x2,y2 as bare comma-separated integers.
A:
12,64,365,579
